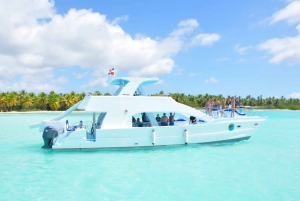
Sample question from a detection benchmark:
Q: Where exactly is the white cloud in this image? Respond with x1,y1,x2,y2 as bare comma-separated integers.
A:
156,80,164,85
191,33,221,46
259,24,300,64
188,73,197,77
205,77,218,83
112,15,129,25
7,67,65,92
288,92,300,98
0,0,219,91
170,19,199,37
270,1,300,24
173,67,184,76
55,76,69,85
235,44,252,55
80,69,109,88
72,71,89,79
128,58,174,77
188,72,201,77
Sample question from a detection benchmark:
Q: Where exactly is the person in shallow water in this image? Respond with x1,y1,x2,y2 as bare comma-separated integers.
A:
169,112,175,126
161,113,168,126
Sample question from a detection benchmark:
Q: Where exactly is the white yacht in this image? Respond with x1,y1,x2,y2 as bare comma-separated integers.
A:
30,77,267,149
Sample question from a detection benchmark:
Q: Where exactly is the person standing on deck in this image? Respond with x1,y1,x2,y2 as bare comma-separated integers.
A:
239,102,243,113
161,113,168,126
235,96,239,109
231,96,235,117
142,112,149,122
221,97,226,116
169,112,175,126
205,99,212,116
205,99,209,114
214,99,221,109
135,118,142,127
212,99,220,117
156,114,161,122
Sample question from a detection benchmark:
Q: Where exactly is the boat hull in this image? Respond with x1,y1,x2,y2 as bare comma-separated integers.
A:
52,116,266,149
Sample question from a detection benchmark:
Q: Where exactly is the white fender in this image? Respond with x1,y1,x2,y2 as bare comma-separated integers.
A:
184,129,188,144
152,129,156,145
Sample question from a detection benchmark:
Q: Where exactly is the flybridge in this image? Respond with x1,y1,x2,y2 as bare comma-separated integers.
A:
110,77,159,96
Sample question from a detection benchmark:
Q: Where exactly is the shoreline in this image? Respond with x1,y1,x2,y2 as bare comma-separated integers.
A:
0,111,86,114
0,109,295,114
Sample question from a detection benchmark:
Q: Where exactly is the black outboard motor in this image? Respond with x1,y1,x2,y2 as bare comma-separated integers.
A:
42,126,58,149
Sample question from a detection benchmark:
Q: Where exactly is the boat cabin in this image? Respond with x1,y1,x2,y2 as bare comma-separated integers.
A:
31,77,211,135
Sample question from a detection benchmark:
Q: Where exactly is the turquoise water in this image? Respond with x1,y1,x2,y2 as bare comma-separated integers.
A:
0,111,299,200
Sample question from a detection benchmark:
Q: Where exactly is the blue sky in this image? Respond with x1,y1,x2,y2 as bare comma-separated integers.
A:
1,0,300,98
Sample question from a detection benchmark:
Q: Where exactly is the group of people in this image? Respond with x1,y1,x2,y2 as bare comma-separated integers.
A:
132,113,150,127
156,112,175,126
132,112,175,127
205,96,243,117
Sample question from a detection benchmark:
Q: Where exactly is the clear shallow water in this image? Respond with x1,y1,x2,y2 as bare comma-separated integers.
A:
0,111,299,201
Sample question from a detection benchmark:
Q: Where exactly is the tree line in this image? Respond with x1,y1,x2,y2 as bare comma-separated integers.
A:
0,90,299,112
0,90,111,112
152,91,300,110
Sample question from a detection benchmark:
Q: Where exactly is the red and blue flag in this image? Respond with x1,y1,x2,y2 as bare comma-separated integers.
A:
108,68,115,75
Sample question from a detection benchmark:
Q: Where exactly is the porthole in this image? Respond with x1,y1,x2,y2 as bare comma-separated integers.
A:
228,123,234,131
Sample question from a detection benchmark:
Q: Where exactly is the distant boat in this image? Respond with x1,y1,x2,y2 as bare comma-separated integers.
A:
30,77,267,149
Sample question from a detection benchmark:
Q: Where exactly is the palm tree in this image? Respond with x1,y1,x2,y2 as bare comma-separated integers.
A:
18,90,27,109
217,94,223,100
37,92,48,110
266,97,273,106
171,93,182,103
280,96,286,104
5,92,18,111
274,99,279,107
48,95,60,110
249,98,256,106
0,93,3,111
196,94,205,107
179,93,188,104
71,92,79,104
0,93,9,111
65,94,75,108
23,95,34,109
226,95,231,104
60,94,68,110
78,92,86,101
93,91,102,96
48,92,60,111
